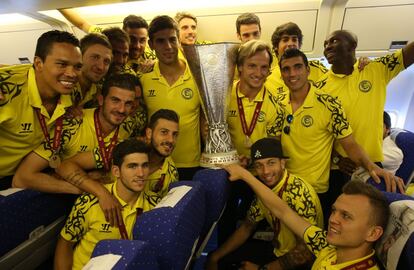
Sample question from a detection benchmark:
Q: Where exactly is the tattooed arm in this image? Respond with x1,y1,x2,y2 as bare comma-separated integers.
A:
56,151,123,227
221,164,311,239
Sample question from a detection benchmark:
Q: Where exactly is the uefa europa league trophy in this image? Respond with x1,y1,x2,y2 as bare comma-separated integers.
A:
183,43,239,168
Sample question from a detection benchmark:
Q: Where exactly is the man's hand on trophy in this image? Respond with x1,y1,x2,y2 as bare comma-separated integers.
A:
239,155,250,168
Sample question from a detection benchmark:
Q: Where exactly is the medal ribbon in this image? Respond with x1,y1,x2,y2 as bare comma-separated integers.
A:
272,173,290,246
35,108,63,155
339,253,376,270
118,207,143,240
94,108,119,171
236,83,266,137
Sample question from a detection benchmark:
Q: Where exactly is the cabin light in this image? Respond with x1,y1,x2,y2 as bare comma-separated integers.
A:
389,41,408,50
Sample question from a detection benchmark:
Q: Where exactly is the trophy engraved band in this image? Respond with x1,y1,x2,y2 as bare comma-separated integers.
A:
183,43,239,168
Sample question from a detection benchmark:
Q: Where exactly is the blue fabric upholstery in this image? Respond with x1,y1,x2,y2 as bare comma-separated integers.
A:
378,192,414,270
133,181,206,270
92,239,159,270
192,169,229,255
0,189,75,257
394,130,414,184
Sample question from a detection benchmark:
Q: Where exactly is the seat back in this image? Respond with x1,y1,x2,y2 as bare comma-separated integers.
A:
393,130,414,184
376,192,414,270
0,189,75,269
192,168,229,257
133,181,206,270
91,239,159,270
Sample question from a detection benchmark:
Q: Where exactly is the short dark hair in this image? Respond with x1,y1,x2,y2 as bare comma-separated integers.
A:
112,138,150,167
271,22,303,54
236,13,261,35
279,48,308,68
342,181,390,230
80,33,112,55
175,12,197,24
101,73,136,97
148,15,179,40
102,27,130,46
148,109,179,129
122,15,149,30
35,30,79,61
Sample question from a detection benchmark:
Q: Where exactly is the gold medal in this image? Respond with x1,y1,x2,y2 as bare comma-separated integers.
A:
49,154,61,169
244,136,252,148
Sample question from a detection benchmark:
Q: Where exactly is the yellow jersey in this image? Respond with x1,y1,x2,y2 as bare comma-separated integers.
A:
314,50,405,162
248,170,323,256
274,85,352,193
143,156,178,208
304,225,379,270
227,81,280,160
0,64,72,178
141,61,201,168
34,107,146,161
71,82,98,108
60,182,152,270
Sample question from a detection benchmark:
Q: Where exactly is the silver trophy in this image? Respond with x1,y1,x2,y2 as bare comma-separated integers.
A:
183,43,239,168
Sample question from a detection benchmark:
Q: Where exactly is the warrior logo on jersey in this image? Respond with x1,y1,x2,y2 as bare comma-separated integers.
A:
301,115,313,127
359,80,372,93
147,89,156,97
181,88,193,99
228,110,237,117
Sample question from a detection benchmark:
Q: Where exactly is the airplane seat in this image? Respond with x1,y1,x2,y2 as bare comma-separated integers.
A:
192,168,230,257
0,188,75,270
133,181,206,270
376,192,414,270
91,239,159,270
390,129,414,184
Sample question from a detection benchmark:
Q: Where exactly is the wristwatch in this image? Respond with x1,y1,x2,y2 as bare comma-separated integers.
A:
332,156,340,165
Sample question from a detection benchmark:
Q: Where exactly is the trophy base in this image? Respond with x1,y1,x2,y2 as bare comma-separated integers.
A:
200,150,239,169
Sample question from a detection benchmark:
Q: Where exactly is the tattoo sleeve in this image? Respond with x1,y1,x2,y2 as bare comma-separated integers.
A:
278,240,314,270
66,169,87,187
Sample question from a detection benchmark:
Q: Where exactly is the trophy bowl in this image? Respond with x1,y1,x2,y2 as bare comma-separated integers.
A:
182,43,239,168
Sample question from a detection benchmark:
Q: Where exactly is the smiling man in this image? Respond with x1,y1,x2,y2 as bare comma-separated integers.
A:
314,30,413,201
54,138,153,270
274,48,402,223
208,138,322,270
222,162,389,270
71,33,112,108
13,74,146,227
0,30,82,189
220,40,280,245
140,15,202,181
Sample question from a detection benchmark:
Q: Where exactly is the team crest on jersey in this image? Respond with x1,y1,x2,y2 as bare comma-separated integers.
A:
359,80,372,93
258,111,266,122
301,115,313,127
181,88,193,99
